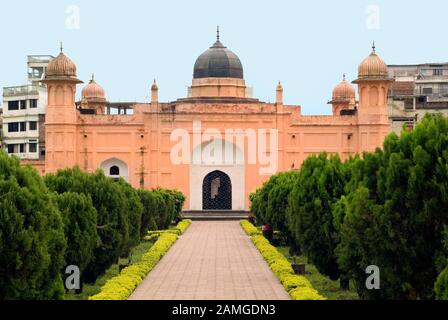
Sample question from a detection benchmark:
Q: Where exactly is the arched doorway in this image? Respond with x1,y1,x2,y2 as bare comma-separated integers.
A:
190,139,245,210
202,170,232,210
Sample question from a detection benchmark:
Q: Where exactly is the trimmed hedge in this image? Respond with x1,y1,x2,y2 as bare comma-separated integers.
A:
240,220,325,300
89,220,192,300
240,220,261,236
175,219,192,234
145,219,192,240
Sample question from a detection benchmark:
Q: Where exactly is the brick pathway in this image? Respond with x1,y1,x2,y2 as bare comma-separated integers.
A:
129,221,290,300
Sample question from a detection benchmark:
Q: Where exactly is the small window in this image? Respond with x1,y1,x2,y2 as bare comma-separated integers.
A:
19,144,25,153
29,143,37,153
8,101,19,111
422,87,433,94
8,122,19,132
30,99,38,108
20,122,26,132
7,144,14,154
29,121,37,130
433,69,443,76
20,100,26,110
110,166,120,176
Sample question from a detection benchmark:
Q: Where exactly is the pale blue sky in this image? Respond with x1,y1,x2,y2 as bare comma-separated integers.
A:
1,0,447,114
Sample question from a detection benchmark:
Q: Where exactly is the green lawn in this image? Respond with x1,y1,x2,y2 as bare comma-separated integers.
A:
277,246,359,300
64,240,154,300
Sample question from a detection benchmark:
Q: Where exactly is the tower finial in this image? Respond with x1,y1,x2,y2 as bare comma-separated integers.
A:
372,41,376,53
216,25,220,41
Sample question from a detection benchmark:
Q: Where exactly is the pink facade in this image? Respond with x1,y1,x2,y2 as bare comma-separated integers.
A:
40,38,391,211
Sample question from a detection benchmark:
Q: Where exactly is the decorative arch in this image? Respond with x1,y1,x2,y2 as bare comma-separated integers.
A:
202,170,232,210
190,139,245,210
369,86,379,106
100,158,129,181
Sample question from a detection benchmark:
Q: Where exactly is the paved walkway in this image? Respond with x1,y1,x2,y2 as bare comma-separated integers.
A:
129,221,290,300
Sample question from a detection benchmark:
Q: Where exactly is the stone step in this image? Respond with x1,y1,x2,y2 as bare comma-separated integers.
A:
182,210,250,220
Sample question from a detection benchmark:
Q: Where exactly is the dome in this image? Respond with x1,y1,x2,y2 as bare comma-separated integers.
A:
82,75,105,99
46,52,77,78
358,44,388,79
45,45,81,83
333,75,355,100
193,30,244,79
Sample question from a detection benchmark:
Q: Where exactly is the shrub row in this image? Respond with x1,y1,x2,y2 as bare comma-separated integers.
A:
89,220,192,300
0,155,186,299
240,220,261,236
250,114,448,300
240,221,325,300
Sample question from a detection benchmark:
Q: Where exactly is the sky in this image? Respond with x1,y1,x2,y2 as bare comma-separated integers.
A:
0,0,447,115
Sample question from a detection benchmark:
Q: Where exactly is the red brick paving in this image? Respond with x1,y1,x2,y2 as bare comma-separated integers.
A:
129,221,290,300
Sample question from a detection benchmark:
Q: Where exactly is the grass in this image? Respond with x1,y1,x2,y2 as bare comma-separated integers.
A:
277,246,359,300
64,240,154,300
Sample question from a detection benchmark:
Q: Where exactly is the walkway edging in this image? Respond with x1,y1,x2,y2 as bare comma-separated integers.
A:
89,219,192,300
240,220,326,300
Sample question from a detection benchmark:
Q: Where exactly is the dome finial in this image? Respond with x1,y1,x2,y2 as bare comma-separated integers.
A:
372,41,376,53
60,41,63,53
343,73,346,81
216,25,220,42
90,73,95,82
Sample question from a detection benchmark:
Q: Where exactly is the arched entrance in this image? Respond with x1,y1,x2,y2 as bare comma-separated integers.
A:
190,139,244,210
202,170,232,210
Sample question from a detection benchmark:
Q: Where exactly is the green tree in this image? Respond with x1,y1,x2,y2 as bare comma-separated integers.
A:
287,153,349,288
337,114,448,299
435,265,448,300
55,192,99,274
0,152,66,299
116,179,143,256
138,189,158,237
45,167,129,283
250,171,299,250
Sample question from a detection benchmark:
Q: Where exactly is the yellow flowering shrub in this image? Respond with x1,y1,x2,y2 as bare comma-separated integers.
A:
289,287,326,300
89,220,192,300
240,220,326,300
240,220,261,236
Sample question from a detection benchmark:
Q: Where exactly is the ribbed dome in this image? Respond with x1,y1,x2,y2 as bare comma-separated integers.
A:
46,51,77,78
333,75,355,100
82,76,105,99
193,34,244,79
358,46,388,79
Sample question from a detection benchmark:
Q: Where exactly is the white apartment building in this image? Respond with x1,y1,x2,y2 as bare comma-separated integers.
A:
388,63,448,135
2,55,53,160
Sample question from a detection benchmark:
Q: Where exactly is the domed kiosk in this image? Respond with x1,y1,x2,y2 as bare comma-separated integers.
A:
190,27,248,98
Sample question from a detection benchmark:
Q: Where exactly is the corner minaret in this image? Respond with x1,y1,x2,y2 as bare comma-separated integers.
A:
353,43,390,117
43,44,83,173
352,43,391,151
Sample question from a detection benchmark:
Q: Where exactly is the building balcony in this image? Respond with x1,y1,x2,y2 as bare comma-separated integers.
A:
3,85,44,97
27,55,53,64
